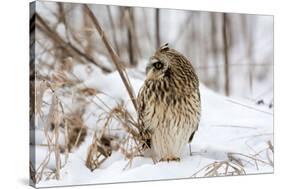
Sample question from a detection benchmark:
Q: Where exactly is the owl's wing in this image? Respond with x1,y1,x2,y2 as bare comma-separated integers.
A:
136,85,146,125
188,119,200,143
137,85,152,148
188,129,197,143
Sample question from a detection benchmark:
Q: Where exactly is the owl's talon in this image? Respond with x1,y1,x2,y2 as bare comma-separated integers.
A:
160,157,180,162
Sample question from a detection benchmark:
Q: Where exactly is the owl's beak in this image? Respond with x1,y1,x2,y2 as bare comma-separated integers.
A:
145,64,152,75
145,65,156,80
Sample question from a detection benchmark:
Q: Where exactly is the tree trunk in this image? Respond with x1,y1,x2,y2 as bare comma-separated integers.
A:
155,9,160,48
107,6,120,55
240,15,254,96
211,13,220,90
126,8,137,66
222,13,230,96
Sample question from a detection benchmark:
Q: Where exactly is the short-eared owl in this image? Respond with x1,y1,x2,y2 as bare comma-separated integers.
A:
137,43,201,161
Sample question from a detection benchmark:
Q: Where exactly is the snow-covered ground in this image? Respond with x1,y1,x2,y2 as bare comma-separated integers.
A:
34,63,273,188
33,3,273,187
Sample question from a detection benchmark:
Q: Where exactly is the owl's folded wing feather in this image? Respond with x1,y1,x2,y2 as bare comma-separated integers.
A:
137,85,146,127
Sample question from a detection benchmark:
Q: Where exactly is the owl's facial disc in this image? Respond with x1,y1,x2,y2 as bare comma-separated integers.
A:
146,58,167,80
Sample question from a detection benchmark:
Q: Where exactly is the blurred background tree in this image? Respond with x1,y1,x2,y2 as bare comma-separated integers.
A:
34,1,273,102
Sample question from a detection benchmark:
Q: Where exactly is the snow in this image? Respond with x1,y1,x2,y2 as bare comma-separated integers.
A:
35,63,273,188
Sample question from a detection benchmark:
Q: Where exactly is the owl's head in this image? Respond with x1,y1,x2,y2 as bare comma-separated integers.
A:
145,43,179,80
145,43,199,89
145,43,169,80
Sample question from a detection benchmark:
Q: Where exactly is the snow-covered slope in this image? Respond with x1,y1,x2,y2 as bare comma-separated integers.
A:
35,64,273,188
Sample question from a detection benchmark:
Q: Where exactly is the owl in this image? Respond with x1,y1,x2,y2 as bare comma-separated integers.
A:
137,43,201,161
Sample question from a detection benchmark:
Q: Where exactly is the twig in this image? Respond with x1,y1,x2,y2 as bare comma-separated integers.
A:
35,13,112,73
267,140,274,153
211,124,257,130
63,118,69,165
228,152,271,165
230,133,273,141
30,161,36,184
194,63,273,70
51,95,61,180
226,99,273,115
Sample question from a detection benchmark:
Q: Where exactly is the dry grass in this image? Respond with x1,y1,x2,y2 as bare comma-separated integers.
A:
33,8,146,180
85,133,116,171
192,160,246,177
192,140,274,178
33,83,64,182
33,76,85,182
33,66,147,182
33,72,147,182
84,99,148,171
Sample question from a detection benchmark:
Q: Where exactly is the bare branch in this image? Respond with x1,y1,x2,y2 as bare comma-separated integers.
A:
35,13,112,73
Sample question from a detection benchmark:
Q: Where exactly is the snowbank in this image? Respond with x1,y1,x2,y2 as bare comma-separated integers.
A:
35,63,273,187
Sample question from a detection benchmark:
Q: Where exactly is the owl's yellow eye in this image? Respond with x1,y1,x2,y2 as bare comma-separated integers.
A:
154,62,163,69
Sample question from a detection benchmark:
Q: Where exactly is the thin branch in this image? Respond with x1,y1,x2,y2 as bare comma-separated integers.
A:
194,63,273,70
83,5,138,111
226,99,273,115
211,124,257,130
